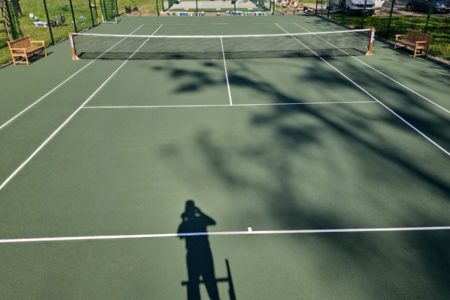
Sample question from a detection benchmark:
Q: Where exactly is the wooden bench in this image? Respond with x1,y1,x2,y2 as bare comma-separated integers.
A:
7,35,47,65
394,30,432,59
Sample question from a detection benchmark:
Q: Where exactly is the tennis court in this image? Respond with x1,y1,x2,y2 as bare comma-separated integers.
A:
0,15,449,299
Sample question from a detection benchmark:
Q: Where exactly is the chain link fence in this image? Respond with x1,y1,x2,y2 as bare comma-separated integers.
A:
0,0,117,64
319,0,449,59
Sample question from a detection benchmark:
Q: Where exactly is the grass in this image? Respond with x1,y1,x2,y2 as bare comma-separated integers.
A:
0,0,101,64
0,0,157,65
120,0,157,14
329,14,450,59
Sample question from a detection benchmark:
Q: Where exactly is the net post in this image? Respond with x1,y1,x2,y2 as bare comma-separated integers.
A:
69,33,79,60
366,27,375,55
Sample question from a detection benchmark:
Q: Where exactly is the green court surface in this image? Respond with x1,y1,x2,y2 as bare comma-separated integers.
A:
0,15,449,299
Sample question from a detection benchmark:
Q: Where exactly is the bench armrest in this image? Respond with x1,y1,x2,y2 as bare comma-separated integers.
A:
415,40,429,45
10,47,27,52
395,34,406,40
31,40,46,46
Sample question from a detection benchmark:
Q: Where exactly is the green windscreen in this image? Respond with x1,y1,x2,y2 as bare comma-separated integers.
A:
100,0,117,22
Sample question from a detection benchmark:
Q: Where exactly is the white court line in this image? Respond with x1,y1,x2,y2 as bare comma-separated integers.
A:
293,22,449,114
0,25,145,132
0,25,163,192
82,100,376,110
220,37,233,106
275,23,450,157
151,23,230,26
1,226,449,244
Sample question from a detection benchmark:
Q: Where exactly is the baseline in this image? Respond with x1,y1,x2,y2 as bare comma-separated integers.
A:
1,226,449,244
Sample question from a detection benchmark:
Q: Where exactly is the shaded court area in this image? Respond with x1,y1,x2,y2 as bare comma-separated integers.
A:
0,15,449,299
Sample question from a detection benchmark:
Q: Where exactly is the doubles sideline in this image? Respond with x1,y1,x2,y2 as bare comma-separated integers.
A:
275,22,449,157
293,22,449,115
0,25,163,192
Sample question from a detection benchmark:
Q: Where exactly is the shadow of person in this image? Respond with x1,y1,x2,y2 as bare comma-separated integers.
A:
178,200,220,300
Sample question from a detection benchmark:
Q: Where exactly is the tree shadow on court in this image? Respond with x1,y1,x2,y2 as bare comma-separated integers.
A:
178,200,237,300
156,56,450,298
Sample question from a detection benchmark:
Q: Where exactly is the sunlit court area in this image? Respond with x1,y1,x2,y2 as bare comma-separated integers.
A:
0,0,449,298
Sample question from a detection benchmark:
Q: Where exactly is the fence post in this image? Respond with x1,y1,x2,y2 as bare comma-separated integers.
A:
88,0,95,26
315,0,318,15
156,0,159,16
424,0,434,33
360,0,367,28
101,0,108,21
386,0,395,37
42,0,54,45
68,0,77,32
327,0,331,18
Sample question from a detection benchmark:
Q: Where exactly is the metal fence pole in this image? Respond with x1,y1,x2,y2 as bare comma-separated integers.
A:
88,0,96,26
424,0,435,32
387,0,395,37
195,0,198,15
68,0,77,32
156,0,160,16
315,0,318,15
94,1,99,21
360,0,367,28
101,0,108,21
42,0,54,45
327,0,331,18
341,0,347,23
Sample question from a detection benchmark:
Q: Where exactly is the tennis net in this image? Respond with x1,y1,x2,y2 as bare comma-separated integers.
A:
69,28,375,60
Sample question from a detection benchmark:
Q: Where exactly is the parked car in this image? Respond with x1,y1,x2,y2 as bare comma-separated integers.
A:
375,0,386,8
405,0,450,13
331,0,376,15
